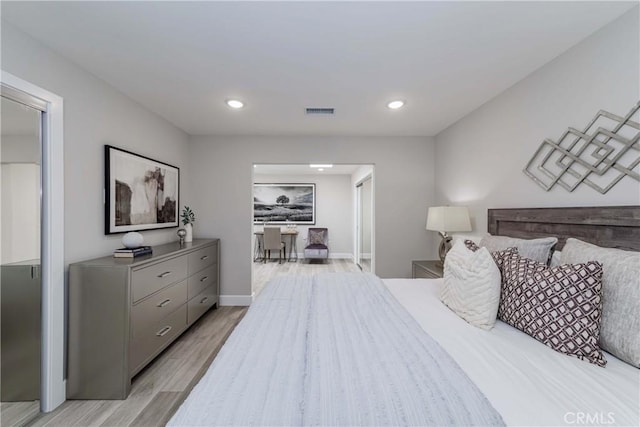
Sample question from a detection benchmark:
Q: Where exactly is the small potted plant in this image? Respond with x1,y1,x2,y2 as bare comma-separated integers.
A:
181,206,195,243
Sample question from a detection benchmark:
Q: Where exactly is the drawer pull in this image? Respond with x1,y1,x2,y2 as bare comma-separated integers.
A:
200,276,209,282
200,297,208,304
157,299,171,308
158,271,172,278
200,255,209,260
156,326,172,337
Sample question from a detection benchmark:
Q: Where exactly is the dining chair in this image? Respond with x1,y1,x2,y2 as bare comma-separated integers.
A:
263,227,286,264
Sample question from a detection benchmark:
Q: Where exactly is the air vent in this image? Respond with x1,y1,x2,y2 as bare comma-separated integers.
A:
305,108,334,115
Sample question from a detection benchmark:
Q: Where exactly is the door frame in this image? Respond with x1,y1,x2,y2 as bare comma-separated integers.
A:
1,71,65,412
355,174,373,273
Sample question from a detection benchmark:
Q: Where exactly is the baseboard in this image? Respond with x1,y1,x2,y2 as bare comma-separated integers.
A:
219,294,253,306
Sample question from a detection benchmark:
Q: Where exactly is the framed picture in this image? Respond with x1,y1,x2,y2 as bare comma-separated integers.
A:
105,145,179,234
254,183,316,224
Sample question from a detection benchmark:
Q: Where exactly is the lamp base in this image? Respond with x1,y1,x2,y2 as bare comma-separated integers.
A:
437,232,453,267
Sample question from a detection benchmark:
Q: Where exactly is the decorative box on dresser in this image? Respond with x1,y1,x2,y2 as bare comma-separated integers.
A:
411,260,444,279
67,239,219,399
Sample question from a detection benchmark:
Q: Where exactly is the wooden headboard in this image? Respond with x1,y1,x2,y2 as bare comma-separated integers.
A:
487,206,640,252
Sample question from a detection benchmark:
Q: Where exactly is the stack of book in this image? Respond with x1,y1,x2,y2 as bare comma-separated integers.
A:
113,246,153,258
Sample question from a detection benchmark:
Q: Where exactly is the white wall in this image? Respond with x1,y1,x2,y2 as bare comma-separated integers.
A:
435,8,640,232
1,134,41,264
1,135,40,163
254,173,353,258
189,136,436,302
1,163,40,263
1,22,191,265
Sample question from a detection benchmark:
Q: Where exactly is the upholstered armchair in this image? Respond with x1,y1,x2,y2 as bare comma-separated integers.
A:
304,228,328,262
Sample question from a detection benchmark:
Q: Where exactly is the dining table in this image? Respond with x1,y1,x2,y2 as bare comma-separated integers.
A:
253,229,299,262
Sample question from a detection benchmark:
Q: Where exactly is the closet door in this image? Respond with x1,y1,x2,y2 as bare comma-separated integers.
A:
1,91,43,419
357,177,372,272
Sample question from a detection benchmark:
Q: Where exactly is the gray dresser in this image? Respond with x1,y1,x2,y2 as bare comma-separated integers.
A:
1,260,41,402
67,239,219,399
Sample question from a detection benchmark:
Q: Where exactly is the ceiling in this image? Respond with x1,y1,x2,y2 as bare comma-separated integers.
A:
254,164,362,176
2,1,636,136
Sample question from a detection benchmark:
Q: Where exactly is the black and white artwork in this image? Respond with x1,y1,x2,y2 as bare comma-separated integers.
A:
254,183,316,224
105,145,179,234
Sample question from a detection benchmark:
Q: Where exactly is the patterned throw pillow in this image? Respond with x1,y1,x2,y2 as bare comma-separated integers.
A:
499,252,606,366
309,229,325,245
464,240,517,270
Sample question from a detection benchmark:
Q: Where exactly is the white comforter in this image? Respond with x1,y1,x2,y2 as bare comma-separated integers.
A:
385,278,640,426
169,273,504,426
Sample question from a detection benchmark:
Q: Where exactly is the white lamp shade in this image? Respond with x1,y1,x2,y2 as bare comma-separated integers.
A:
426,206,471,232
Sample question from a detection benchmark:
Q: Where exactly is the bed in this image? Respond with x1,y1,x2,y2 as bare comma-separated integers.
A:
169,206,640,426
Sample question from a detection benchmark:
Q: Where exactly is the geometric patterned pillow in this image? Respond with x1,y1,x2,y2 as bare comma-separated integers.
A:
464,240,517,271
309,229,326,245
499,252,606,366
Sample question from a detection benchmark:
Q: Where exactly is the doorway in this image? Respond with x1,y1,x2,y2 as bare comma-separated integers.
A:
1,72,65,416
250,164,373,296
1,88,43,425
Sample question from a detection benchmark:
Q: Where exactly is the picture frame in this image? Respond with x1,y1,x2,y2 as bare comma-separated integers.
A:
253,183,316,224
105,145,180,234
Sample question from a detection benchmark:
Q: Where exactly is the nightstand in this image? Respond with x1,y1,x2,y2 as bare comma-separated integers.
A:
412,260,443,279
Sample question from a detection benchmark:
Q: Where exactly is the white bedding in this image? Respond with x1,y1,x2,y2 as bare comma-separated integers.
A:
169,274,505,426
384,278,640,426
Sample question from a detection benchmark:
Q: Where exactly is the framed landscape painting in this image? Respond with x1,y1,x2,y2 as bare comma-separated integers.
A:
254,183,316,224
105,145,179,234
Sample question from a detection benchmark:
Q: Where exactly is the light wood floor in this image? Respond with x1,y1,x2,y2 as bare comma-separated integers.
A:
252,258,362,296
0,401,40,427
17,306,246,427
4,260,359,427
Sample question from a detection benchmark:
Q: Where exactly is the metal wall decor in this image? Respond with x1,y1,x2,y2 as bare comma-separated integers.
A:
524,102,639,194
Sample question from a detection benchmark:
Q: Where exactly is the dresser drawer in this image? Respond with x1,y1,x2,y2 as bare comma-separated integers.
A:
131,256,188,303
131,279,187,338
188,244,216,274
129,304,187,375
187,285,218,325
187,265,217,299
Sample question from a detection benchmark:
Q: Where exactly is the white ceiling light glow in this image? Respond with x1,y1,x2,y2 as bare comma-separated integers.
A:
387,100,405,110
226,99,244,109
309,164,333,168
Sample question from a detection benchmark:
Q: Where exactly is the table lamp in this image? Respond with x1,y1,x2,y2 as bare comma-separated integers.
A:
426,206,471,267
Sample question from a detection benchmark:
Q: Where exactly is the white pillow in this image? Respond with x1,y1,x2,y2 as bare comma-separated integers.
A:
440,240,501,330
549,250,562,267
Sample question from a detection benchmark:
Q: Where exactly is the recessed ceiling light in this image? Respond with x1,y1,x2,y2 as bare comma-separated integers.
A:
387,100,405,110
318,168,325,172
226,99,244,109
309,164,333,168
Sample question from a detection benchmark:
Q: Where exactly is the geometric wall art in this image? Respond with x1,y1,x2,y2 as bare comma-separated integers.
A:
523,102,639,194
